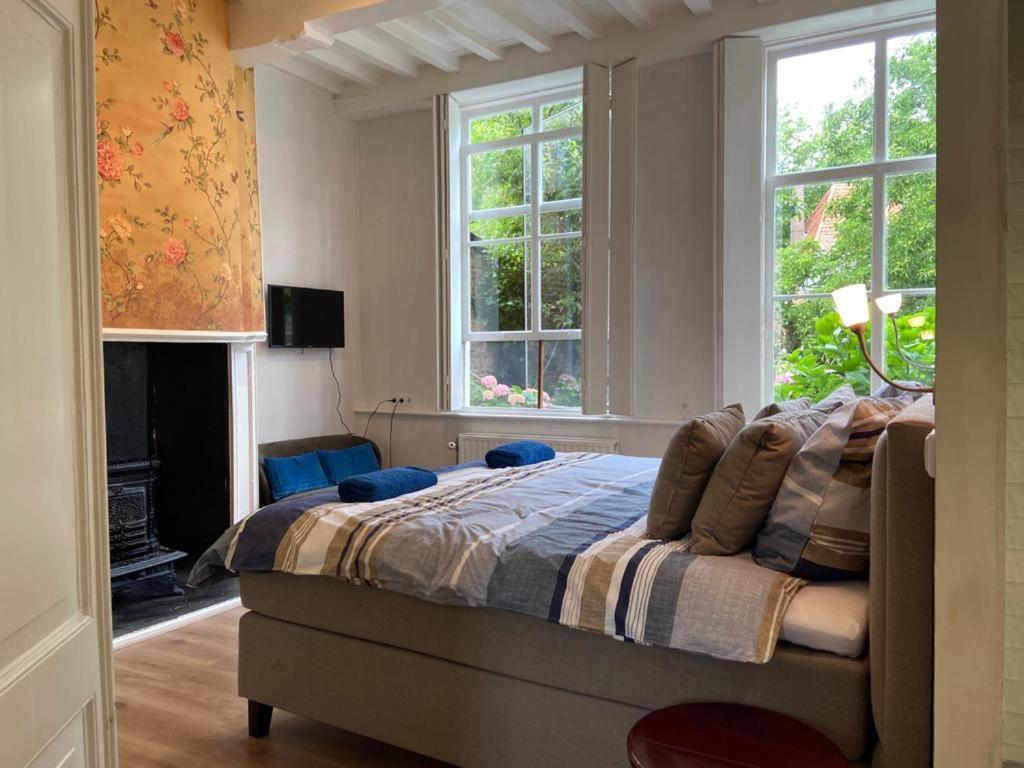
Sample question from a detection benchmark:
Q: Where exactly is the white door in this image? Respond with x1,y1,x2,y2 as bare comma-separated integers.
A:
0,0,116,767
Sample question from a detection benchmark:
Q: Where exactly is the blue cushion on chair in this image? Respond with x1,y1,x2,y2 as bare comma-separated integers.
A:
263,451,331,501
317,443,380,484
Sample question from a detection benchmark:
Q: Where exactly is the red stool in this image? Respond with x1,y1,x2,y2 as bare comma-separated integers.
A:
627,703,848,768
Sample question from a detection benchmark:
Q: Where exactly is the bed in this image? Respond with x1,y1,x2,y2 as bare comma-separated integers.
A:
208,398,934,767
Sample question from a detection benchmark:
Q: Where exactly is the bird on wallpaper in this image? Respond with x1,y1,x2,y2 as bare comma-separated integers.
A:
145,0,158,8
235,110,245,122
230,171,239,184
154,122,174,147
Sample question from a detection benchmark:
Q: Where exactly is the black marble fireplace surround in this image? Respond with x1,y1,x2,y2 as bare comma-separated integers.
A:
103,341,234,631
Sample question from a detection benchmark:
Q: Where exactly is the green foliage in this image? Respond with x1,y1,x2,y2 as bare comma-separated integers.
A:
774,33,936,400
774,305,935,401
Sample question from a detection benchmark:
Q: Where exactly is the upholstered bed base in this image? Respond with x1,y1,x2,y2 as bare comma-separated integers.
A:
239,572,871,765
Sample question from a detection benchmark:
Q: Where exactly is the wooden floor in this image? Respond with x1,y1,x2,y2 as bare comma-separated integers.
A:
114,606,449,767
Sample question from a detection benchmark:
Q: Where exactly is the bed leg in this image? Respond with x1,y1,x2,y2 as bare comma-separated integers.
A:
248,700,273,738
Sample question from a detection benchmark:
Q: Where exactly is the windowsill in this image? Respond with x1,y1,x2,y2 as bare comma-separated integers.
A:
353,406,683,427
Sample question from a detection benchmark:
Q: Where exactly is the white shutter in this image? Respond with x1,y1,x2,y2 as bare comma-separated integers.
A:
433,94,451,411
716,37,766,416
582,63,610,414
609,58,637,416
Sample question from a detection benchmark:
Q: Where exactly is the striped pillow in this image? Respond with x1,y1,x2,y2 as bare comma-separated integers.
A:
754,396,909,579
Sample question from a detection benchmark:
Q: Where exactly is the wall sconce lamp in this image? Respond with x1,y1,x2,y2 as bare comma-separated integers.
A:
831,284,934,394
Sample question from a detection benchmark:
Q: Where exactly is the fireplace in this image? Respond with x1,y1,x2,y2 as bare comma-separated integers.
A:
107,458,185,594
103,341,236,594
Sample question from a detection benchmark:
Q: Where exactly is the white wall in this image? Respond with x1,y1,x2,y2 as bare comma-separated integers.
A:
352,53,717,467
254,66,362,443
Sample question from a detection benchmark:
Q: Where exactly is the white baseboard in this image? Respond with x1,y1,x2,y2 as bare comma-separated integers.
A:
112,597,242,650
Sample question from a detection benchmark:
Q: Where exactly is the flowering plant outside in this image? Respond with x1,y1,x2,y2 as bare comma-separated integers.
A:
469,372,582,409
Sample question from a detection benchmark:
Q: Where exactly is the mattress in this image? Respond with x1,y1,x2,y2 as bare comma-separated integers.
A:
781,580,868,657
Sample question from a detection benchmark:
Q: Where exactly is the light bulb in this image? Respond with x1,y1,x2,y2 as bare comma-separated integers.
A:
832,284,870,328
875,292,903,315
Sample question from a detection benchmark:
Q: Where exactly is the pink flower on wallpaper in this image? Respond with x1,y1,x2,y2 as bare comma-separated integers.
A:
96,140,124,181
169,98,190,122
481,375,497,390
163,237,187,266
493,384,511,397
162,80,176,93
164,31,186,56
131,141,144,156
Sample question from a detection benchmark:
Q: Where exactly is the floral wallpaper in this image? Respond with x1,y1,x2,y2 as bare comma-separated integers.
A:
95,0,263,332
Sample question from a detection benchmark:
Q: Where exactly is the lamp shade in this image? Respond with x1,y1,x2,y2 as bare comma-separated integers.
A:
832,284,870,328
875,292,903,315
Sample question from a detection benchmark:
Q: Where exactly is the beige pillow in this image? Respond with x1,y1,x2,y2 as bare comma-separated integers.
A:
646,404,745,539
689,408,830,555
812,383,857,413
753,397,811,421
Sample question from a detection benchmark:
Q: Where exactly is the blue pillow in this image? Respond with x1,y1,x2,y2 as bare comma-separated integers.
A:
317,443,380,484
485,440,556,469
263,451,330,501
337,467,438,503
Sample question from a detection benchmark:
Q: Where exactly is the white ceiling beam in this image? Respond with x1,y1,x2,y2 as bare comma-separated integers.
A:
550,0,602,40
427,8,503,62
681,0,714,14
278,23,383,88
335,28,421,77
270,49,350,95
231,0,445,53
378,18,460,72
477,0,555,53
307,46,382,87
606,0,655,29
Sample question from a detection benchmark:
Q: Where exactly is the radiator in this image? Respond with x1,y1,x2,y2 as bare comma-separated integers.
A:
456,433,619,463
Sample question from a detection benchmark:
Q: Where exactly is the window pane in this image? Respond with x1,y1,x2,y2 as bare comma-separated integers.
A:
774,299,872,401
888,31,937,159
775,42,874,173
469,215,528,241
471,145,530,211
540,208,581,235
884,294,935,386
885,170,935,289
469,108,531,143
541,237,582,330
541,138,582,202
774,179,872,296
469,339,582,409
470,243,530,332
542,98,583,130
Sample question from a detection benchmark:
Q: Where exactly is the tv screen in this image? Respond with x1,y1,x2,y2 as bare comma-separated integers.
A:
267,285,344,349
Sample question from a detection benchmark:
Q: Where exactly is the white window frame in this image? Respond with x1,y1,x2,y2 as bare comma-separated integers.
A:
455,86,584,410
763,20,936,400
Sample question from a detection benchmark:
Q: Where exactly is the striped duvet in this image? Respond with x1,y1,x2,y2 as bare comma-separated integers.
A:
194,453,805,663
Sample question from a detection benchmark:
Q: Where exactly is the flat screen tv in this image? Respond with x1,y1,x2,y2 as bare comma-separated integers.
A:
267,285,344,349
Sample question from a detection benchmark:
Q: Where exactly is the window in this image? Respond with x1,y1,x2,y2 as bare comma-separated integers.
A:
457,89,584,410
766,26,936,402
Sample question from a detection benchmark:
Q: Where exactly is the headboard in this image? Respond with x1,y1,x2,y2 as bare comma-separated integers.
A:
869,394,934,767
257,434,382,509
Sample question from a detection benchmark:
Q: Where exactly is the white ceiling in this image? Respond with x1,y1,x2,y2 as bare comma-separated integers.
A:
238,0,720,91
228,0,932,119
